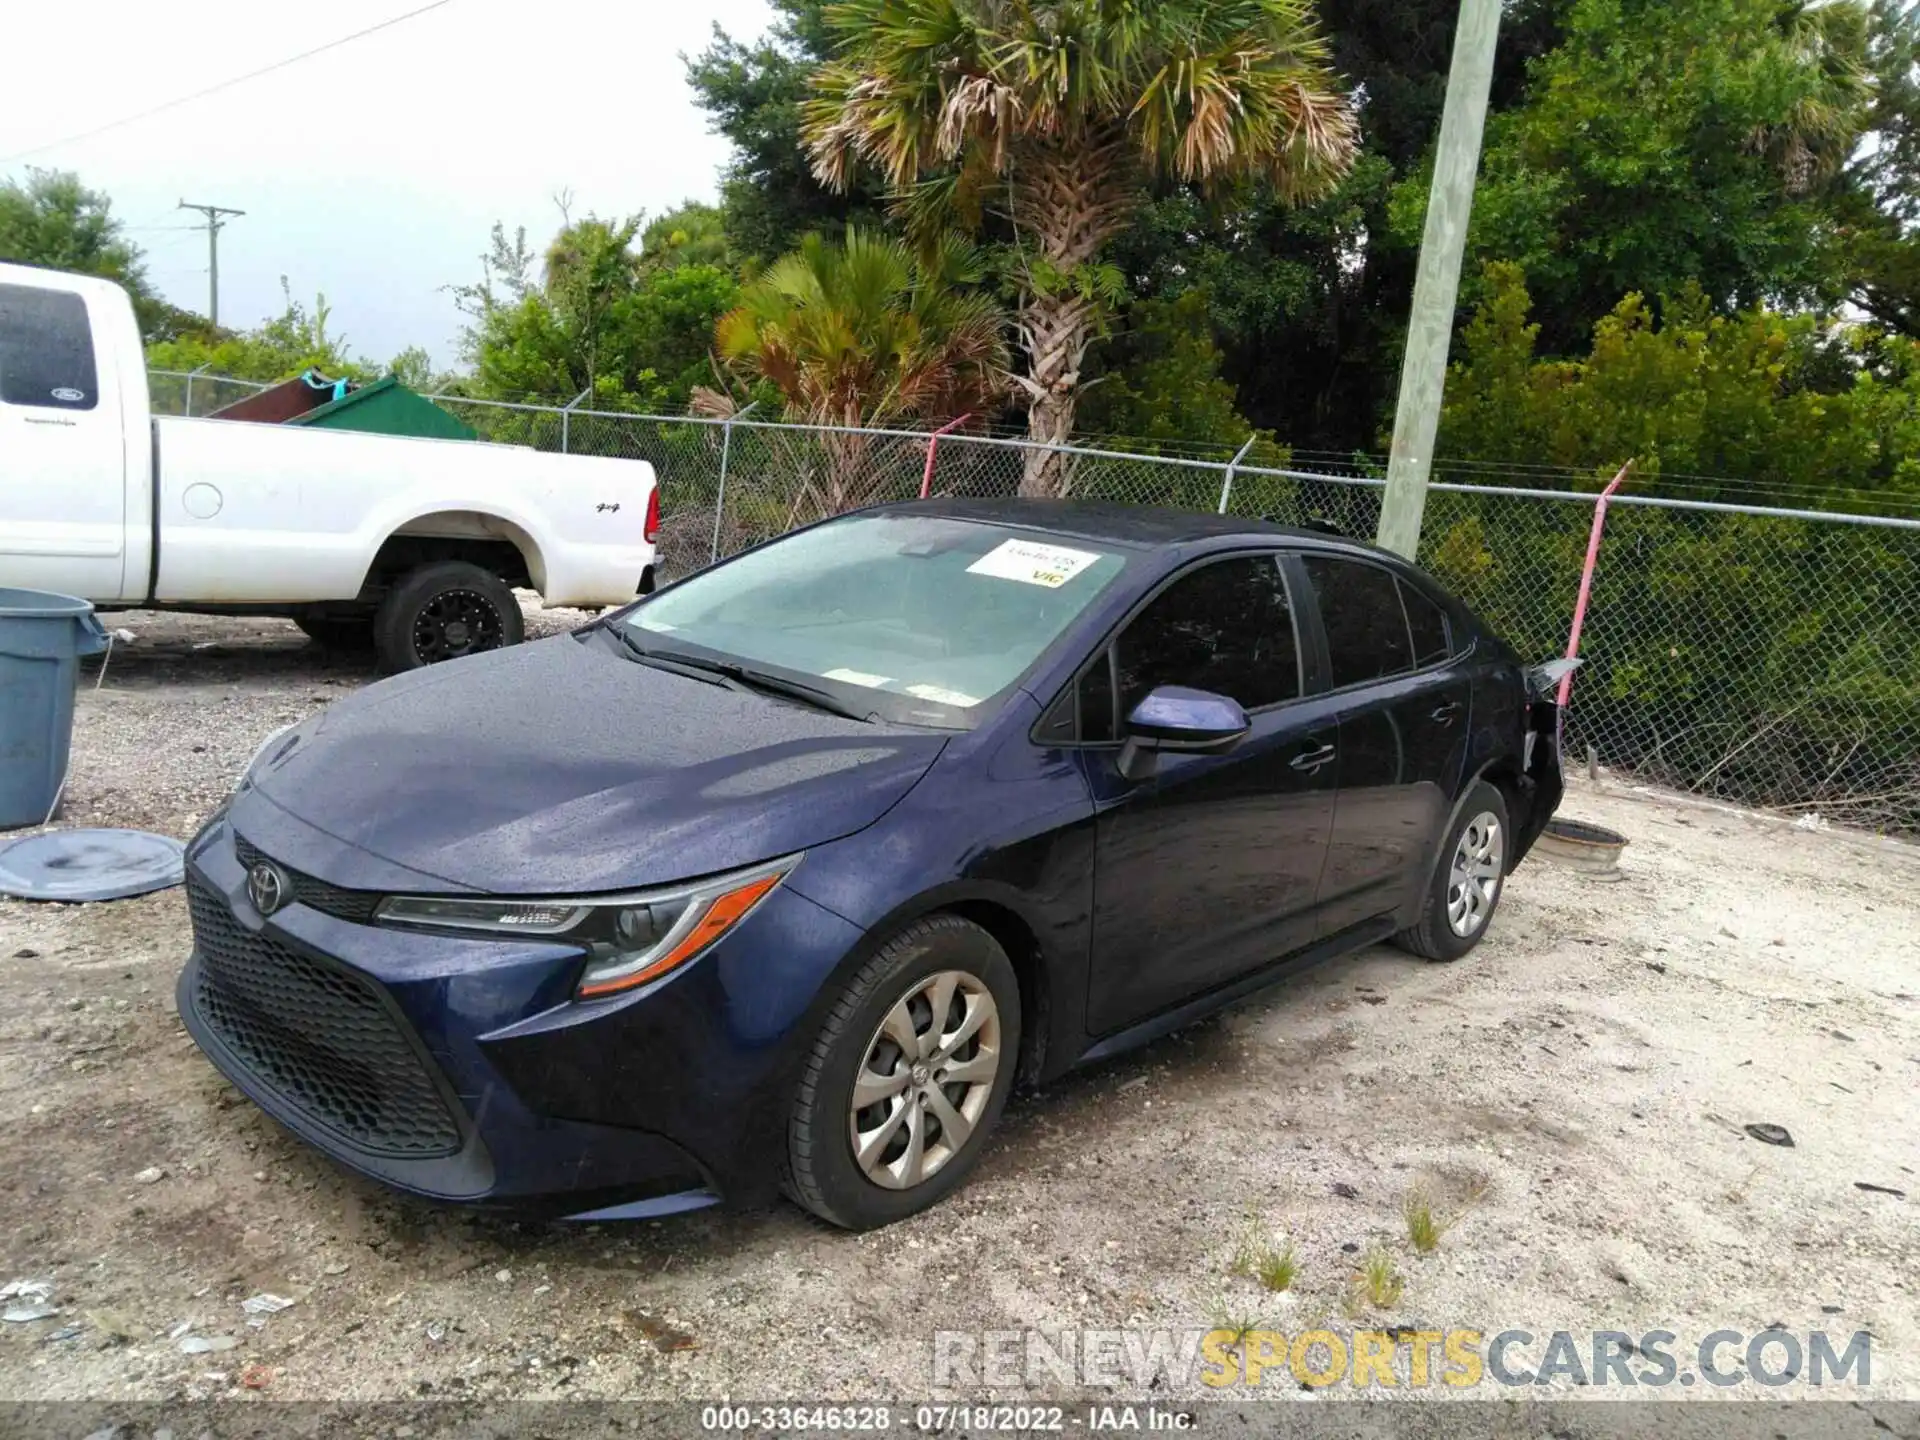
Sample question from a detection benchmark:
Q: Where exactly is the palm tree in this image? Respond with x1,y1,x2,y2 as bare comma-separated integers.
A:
803,0,1357,494
1756,0,1873,195
696,227,1008,520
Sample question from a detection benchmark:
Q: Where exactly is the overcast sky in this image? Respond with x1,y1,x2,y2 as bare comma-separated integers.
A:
0,0,778,369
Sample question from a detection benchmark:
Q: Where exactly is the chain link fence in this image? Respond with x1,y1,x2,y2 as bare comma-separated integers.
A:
148,369,272,418
148,374,1920,835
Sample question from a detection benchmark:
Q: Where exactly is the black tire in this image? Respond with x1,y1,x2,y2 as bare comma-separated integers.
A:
294,615,376,652
373,561,523,673
1395,780,1513,962
784,915,1021,1230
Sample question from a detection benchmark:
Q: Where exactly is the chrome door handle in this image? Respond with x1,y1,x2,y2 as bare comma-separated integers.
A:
1430,701,1462,724
1290,744,1337,772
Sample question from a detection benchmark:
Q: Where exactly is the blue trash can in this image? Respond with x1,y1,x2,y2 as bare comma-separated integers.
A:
0,589,110,830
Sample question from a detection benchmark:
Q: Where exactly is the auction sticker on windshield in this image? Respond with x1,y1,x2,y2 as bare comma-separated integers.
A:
824,668,893,689
967,539,1102,589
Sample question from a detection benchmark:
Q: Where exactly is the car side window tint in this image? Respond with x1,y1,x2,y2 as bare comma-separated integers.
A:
1304,556,1413,687
1400,579,1451,667
1113,555,1300,717
0,284,99,412
1078,651,1117,743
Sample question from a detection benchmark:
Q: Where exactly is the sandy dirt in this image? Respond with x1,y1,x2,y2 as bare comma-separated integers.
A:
0,610,1915,1407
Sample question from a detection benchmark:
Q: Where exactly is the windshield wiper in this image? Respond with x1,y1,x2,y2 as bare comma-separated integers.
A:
604,625,731,686
627,639,877,724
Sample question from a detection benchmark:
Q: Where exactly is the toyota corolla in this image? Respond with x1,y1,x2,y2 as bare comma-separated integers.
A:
179,500,1566,1229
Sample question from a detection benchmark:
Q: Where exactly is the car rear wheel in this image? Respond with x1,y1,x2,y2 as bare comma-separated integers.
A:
1395,780,1511,962
373,561,523,673
784,914,1020,1230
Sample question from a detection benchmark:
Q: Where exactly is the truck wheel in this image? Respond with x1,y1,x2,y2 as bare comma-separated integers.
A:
295,615,375,652
373,562,523,673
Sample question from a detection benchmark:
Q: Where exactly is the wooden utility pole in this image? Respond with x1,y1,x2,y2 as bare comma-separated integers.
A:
177,200,245,327
1376,0,1502,560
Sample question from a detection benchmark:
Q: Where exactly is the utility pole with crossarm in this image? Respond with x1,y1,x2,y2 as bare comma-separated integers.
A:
177,199,246,327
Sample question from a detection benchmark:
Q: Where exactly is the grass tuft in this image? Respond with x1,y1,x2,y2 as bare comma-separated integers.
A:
1229,1215,1300,1293
1404,1184,1445,1254
1353,1244,1405,1312
1205,1296,1264,1348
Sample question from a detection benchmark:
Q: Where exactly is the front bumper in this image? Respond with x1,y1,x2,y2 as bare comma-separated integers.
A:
177,811,864,1215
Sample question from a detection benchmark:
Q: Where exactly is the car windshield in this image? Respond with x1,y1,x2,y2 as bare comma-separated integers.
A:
622,513,1130,728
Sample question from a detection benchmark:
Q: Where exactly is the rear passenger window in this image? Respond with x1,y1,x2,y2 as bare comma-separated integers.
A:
1113,555,1300,715
1304,556,1413,687
0,284,99,411
1400,580,1451,667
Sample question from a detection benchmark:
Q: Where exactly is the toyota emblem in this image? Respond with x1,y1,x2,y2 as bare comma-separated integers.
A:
247,861,288,916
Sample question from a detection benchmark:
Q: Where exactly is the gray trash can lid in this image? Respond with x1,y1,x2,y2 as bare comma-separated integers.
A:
0,829,187,902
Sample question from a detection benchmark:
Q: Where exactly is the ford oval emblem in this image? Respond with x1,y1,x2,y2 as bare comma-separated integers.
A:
247,861,288,916
51,387,85,403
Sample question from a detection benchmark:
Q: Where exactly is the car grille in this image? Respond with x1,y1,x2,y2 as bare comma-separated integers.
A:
185,873,462,1158
233,835,382,923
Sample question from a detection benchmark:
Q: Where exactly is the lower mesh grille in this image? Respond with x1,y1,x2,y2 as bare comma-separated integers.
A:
186,874,461,1158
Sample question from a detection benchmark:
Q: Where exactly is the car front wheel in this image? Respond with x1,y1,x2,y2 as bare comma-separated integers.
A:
1395,780,1512,962
784,915,1020,1230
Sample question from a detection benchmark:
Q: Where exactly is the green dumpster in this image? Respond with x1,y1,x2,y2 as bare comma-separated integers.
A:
288,376,477,441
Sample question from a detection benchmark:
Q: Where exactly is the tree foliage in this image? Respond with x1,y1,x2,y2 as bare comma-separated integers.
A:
0,167,204,344
1075,291,1260,453
145,280,375,384
1438,262,1920,510
686,5,885,263
801,0,1357,493
1406,0,1877,351
696,227,1010,521
1424,264,1920,818
454,211,738,411
701,227,1008,427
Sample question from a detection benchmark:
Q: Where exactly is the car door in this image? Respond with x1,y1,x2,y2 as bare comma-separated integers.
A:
1074,552,1340,1036
0,281,129,601
1298,554,1473,938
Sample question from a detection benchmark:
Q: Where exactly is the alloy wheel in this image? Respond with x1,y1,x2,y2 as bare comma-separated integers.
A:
1446,811,1505,937
412,589,504,663
849,969,1002,1191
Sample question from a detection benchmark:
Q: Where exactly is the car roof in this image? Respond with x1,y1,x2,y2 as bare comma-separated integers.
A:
874,496,1409,562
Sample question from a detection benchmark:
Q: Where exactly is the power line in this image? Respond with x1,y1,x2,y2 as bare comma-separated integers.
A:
0,0,459,166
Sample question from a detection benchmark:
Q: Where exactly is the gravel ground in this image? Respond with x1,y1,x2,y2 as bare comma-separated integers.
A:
0,608,1916,1408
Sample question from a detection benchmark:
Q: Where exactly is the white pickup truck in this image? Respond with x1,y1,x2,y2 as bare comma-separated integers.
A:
0,263,659,670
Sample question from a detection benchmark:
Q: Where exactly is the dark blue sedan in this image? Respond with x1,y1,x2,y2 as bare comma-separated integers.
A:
179,500,1566,1229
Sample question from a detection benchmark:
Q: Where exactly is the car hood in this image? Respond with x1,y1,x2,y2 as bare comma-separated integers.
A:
245,631,948,895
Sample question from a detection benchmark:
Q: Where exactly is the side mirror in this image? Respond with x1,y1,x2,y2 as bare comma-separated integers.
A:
1116,685,1251,781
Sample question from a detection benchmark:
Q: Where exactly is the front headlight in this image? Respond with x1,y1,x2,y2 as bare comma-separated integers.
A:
374,854,799,999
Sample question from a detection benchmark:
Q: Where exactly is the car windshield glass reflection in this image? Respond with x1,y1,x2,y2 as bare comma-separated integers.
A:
624,515,1129,728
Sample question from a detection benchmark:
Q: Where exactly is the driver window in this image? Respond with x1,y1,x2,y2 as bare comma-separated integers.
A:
1111,555,1301,719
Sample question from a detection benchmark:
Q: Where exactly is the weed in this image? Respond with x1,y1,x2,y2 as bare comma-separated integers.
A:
1228,1215,1299,1293
1205,1296,1264,1348
1404,1185,1444,1254
1352,1244,1405,1311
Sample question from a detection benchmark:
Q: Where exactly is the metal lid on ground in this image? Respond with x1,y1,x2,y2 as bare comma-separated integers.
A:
0,829,187,902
